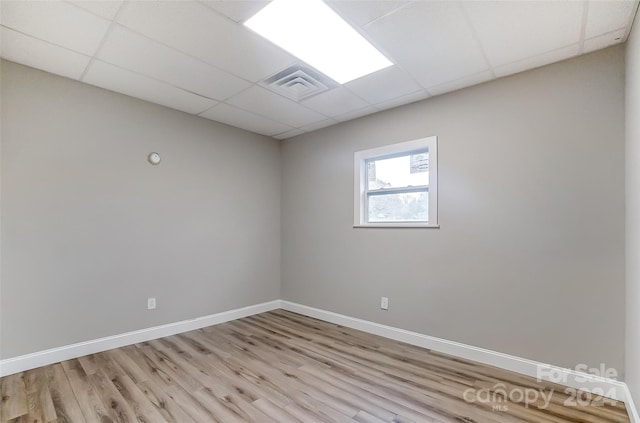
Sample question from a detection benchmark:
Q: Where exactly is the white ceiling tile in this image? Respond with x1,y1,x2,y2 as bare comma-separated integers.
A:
334,106,379,123
273,129,305,140
464,1,583,67
83,60,218,115
427,70,494,96
227,85,328,127
199,103,293,136
199,0,270,23
4,0,634,138
0,27,91,79
96,25,251,101
327,1,409,27
585,0,637,39
584,29,627,54
299,119,339,133
365,2,489,88
1,0,111,55
494,44,580,78
374,89,431,111
301,87,370,117
68,0,123,20
116,1,296,82
344,66,422,105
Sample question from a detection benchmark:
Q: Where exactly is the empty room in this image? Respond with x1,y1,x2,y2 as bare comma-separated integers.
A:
1,0,640,422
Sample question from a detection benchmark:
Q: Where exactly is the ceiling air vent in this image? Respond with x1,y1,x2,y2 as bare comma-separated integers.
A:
261,65,336,102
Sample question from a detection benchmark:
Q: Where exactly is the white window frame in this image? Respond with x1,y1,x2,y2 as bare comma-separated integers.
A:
354,136,438,228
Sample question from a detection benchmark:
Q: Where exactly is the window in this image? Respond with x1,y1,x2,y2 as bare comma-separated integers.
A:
354,137,438,228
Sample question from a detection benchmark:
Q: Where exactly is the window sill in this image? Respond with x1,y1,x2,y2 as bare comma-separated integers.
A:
353,224,440,229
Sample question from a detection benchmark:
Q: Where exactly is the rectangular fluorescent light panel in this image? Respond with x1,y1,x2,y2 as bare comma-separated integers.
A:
244,0,393,84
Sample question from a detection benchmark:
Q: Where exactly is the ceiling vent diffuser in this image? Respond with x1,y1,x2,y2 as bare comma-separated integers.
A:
261,65,336,102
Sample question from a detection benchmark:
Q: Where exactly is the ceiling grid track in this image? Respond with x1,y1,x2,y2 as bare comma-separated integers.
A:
77,0,129,82
2,0,636,139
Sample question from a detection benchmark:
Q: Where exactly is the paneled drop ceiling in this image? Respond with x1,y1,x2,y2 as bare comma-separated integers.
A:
1,0,638,139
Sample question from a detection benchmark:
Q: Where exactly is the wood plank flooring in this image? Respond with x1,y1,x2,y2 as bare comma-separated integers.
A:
0,310,631,422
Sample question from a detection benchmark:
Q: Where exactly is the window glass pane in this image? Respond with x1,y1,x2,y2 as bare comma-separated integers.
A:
368,191,428,222
367,152,428,190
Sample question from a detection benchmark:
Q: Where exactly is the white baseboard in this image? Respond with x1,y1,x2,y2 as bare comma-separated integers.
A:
624,385,640,423
1,298,637,422
280,300,639,422
0,300,280,377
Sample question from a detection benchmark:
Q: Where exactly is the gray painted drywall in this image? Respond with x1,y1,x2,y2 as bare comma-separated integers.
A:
282,46,626,373
626,14,640,406
0,61,281,359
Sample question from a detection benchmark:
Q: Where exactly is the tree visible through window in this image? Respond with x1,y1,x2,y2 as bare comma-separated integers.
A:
366,153,429,222
354,137,438,227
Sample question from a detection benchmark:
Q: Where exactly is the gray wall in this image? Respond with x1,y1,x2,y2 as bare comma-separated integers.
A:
281,47,626,373
626,16,640,405
1,44,628,381
0,61,281,359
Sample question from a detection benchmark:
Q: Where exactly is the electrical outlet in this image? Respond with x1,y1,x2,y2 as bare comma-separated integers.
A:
147,297,156,310
380,296,389,310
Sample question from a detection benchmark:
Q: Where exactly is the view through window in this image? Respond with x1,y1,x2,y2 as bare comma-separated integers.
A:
354,137,438,227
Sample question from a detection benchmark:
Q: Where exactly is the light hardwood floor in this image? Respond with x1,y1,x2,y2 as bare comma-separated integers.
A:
0,310,631,423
